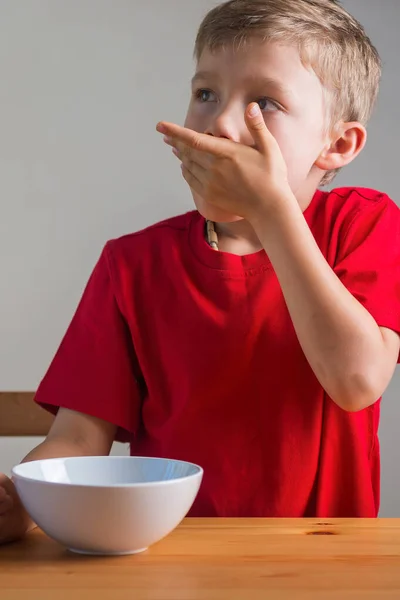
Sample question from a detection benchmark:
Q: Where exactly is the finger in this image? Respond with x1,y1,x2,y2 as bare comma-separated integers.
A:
0,494,13,515
158,122,232,158
166,138,212,170
245,103,277,155
171,146,180,160
180,152,207,183
180,163,203,197
170,144,208,177
0,474,14,496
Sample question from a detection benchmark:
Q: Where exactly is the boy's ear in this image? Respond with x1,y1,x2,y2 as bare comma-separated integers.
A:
315,121,367,172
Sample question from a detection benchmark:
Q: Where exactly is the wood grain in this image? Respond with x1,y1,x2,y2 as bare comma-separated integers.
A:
0,392,53,436
1,519,400,599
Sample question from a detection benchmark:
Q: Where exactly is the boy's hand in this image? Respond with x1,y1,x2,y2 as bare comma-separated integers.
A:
157,103,294,223
0,473,33,544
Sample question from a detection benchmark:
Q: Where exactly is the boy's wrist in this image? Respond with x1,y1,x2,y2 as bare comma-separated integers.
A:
248,190,300,239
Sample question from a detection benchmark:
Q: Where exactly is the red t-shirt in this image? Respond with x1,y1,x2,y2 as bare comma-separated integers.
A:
35,187,400,518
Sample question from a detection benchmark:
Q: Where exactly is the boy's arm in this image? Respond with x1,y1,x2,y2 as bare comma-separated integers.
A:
22,407,116,463
22,407,117,528
157,115,399,413
0,408,116,543
253,202,400,413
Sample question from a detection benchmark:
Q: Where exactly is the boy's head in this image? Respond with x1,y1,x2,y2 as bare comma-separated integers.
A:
184,0,382,223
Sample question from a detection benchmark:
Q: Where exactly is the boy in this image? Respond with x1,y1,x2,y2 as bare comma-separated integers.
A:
1,0,400,544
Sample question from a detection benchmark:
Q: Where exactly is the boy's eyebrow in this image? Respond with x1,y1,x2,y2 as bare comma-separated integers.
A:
249,76,295,98
191,71,220,85
191,71,295,98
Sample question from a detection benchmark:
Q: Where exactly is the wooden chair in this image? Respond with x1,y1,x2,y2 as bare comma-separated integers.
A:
0,392,54,436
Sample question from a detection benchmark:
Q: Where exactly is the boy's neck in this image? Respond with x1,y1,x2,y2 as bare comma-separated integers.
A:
211,188,317,256
213,220,264,255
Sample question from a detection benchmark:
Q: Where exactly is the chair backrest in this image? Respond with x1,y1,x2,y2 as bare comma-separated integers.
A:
0,392,54,436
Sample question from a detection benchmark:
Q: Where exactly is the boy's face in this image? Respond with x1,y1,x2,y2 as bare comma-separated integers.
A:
184,41,329,223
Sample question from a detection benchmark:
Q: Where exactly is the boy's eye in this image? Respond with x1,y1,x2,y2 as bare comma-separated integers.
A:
193,89,281,112
195,89,217,103
256,97,280,112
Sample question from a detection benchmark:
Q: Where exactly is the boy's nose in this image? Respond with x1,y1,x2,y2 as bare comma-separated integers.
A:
205,119,240,143
204,110,252,145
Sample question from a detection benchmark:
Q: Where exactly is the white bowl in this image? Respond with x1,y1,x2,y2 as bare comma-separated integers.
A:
12,456,203,555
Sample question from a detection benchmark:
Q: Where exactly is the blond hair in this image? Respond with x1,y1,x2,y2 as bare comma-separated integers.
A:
194,0,382,184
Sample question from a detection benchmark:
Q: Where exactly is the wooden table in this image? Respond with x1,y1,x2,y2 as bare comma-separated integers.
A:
2,518,400,599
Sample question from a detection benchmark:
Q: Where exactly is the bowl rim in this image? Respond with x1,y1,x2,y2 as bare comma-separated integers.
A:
11,455,204,489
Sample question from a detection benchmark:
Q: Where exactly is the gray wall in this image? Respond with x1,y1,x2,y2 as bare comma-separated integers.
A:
0,0,398,515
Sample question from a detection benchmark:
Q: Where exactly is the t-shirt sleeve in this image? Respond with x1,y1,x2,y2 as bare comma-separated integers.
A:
34,243,142,443
334,194,400,349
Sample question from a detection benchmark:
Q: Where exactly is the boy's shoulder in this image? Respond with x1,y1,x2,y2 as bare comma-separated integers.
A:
315,186,400,256
314,186,399,234
103,211,199,269
110,211,196,248
118,211,195,241
323,186,397,214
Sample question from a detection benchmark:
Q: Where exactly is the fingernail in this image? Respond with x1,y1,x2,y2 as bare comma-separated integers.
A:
163,135,173,145
249,104,260,118
157,123,167,133
172,147,180,157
